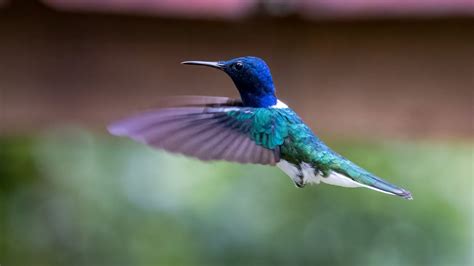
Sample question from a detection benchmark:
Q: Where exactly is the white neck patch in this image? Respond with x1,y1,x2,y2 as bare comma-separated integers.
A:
271,100,289,109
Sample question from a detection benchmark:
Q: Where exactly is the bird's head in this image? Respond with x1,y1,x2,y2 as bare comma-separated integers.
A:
182,56,277,107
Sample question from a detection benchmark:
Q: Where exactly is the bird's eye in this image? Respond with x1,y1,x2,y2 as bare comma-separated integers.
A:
234,62,243,70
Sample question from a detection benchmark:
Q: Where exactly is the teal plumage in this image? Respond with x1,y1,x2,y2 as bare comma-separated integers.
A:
108,56,412,200
227,108,289,149
224,107,410,198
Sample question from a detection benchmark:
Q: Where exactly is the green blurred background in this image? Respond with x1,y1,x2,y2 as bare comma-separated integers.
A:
1,1,473,265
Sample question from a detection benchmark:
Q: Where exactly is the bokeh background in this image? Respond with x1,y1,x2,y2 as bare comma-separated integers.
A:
1,1,473,265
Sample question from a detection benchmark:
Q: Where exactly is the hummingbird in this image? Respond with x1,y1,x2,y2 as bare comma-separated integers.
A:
108,56,412,200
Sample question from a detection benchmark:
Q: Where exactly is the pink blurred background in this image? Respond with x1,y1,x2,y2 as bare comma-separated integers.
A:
43,0,474,18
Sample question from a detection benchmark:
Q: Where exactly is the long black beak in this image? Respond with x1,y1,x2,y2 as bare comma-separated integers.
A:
181,60,224,69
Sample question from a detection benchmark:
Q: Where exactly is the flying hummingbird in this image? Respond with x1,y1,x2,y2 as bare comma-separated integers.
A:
108,56,412,200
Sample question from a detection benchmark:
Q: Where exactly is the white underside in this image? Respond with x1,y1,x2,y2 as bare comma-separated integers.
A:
276,160,397,196
322,171,363,187
277,160,367,187
271,100,289,109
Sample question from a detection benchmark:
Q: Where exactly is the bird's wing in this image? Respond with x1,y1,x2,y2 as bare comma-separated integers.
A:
154,95,244,108
107,96,287,165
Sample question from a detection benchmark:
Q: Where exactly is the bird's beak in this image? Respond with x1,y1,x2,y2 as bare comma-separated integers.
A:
181,60,224,70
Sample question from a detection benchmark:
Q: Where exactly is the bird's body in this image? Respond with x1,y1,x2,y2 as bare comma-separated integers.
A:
108,56,412,200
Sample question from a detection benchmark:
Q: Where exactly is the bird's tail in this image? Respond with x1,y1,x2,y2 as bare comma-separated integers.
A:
331,160,413,200
355,172,412,200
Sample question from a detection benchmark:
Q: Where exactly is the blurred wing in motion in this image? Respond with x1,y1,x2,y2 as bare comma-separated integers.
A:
108,96,281,165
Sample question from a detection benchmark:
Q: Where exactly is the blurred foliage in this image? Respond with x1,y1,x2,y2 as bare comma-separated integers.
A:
0,128,473,266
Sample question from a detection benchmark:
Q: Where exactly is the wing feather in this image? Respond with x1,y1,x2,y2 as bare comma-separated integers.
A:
108,96,281,165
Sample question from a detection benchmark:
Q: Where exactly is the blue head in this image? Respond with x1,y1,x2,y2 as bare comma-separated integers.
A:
182,56,277,107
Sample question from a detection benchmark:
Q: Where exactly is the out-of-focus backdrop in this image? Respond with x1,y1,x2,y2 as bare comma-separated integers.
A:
1,1,473,265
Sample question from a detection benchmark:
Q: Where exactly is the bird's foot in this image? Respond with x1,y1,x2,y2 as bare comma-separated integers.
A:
294,175,306,188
